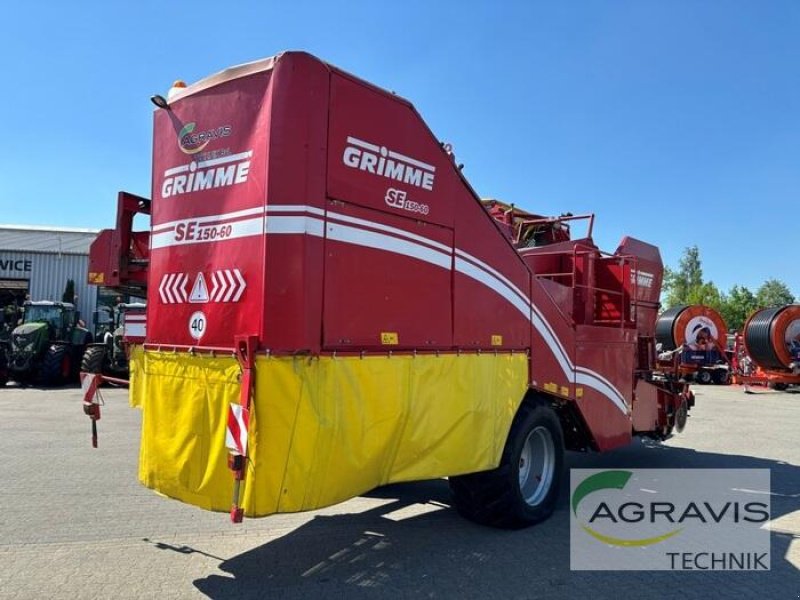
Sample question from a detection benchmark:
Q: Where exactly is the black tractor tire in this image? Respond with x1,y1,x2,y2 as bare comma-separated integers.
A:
0,374,6,387
696,370,713,385
81,346,106,375
769,382,789,391
40,345,71,386
712,369,730,385
11,368,36,386
449,401,564,529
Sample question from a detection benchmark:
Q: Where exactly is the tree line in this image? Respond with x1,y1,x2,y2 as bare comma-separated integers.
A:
661,246,795,333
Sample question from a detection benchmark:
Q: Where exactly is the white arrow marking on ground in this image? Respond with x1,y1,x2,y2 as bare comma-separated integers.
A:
732,488,800,498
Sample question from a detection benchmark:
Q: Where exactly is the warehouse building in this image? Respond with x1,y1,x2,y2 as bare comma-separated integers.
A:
0,225,101,331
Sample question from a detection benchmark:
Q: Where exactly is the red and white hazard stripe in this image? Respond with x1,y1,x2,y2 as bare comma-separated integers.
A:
81,372,101,406
225,403,250,456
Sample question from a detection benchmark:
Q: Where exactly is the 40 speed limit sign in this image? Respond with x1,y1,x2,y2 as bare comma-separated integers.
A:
188,311,207,340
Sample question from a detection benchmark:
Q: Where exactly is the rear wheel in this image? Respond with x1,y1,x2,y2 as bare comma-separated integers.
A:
770,382,789,391
81,346,106,375
449,401,564,528
712,369,730,385
674,399,689,433
696,370,713,385
40,345,70,386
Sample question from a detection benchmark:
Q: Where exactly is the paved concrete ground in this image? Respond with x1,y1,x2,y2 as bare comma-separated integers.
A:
0,383,797,599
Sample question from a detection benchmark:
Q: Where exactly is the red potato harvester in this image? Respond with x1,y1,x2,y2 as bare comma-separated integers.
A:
82,51,695,528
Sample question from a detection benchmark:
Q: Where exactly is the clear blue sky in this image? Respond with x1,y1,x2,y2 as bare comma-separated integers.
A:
1,1,797,297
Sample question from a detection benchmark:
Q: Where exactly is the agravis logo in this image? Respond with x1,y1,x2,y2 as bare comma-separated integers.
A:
178,122,232,155
570,469,771,571
572,470,682,546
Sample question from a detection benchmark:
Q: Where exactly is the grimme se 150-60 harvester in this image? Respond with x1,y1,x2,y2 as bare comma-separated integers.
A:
85,52,694,528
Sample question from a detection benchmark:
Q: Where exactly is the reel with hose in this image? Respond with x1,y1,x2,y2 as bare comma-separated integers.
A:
655,304,727,351
743,305,800,371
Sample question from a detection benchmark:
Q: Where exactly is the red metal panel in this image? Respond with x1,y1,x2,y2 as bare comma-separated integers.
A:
574,326,636,451
147,70,273,347
453,198,531,349
632,379,660,433
616,236,663,338
537,279,574,321
594,258,628,323
322,201,453,350
528,278,577,394
261,54,330,353
87,230,112,284
327,73,456,229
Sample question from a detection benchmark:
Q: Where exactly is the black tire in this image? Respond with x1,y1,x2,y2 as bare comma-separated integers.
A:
696,370,713,385
449,401,564,529
770,382,788,391
40,345,71,386
11,368,35,386
0,374,6,387
712,369,730,385
81,346,106,375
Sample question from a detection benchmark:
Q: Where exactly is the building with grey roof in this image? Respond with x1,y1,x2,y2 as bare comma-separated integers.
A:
0,225,99,329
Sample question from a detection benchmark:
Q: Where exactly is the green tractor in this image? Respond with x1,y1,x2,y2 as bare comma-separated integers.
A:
81,302,145,379
7,301,93,385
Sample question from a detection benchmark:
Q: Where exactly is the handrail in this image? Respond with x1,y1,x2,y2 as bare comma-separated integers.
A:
529,244,639,328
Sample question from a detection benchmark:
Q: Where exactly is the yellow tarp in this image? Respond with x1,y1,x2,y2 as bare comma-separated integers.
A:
128,345,144,408
131,351,527,517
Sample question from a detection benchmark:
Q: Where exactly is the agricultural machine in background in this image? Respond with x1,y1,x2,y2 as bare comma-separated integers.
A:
732,304,800,390
87,192,150,298
84,51,696,529
7,301,92,385
81,302,147,379
655,304,731,384
83,191,151,383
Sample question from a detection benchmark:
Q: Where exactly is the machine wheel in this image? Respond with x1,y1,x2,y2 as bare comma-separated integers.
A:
696,370,713,385
770,382,789,391
449,401,564,529
712,369,730,385
12,369,35,386
0,374,6,387
81,346,107,375
674,399,688,433
40,345,71,386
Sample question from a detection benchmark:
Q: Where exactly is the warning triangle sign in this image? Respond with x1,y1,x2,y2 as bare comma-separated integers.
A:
189,272,209,303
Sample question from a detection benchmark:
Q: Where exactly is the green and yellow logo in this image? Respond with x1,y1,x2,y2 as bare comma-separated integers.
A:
178,122,232,155
572,470,683,547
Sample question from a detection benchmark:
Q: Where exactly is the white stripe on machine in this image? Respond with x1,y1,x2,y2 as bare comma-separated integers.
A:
149,204,629,413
